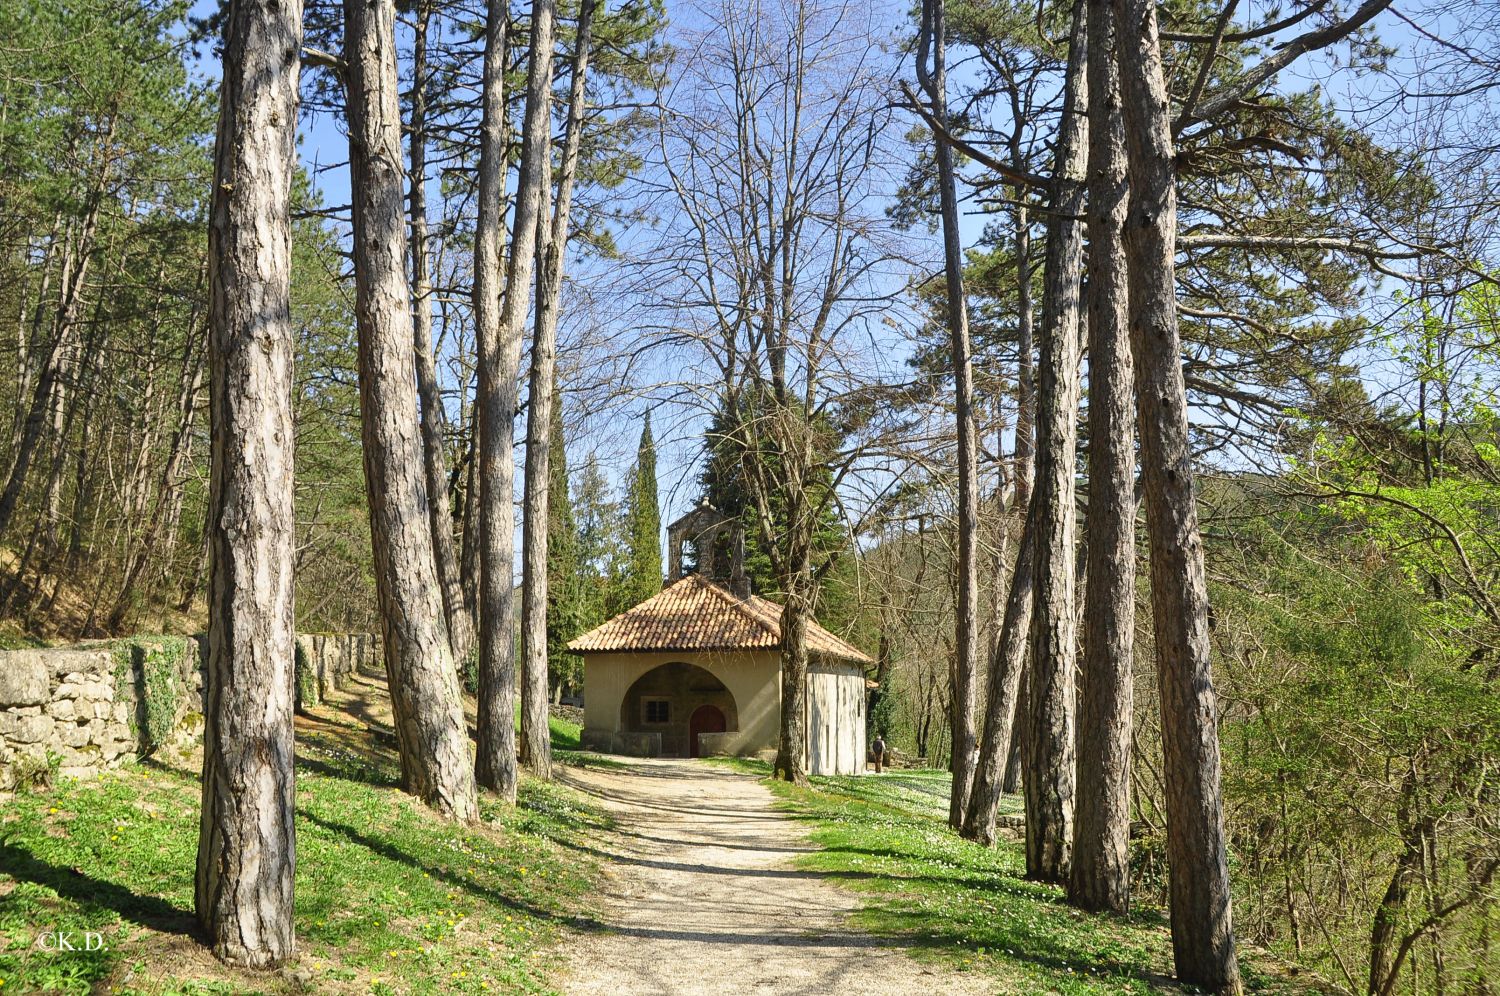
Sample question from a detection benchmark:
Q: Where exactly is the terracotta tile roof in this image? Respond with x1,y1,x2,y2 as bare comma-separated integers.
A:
567,573,873,664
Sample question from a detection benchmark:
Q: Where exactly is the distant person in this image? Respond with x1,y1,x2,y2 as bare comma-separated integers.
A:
871,734,886,774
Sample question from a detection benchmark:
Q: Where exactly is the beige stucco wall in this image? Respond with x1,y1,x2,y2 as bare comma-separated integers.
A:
580,649,782,757
580,649,867,774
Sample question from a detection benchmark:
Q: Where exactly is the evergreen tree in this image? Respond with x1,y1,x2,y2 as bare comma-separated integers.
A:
618,413,662,608
699,393,860,633
574,455,626,625
545,393,584,697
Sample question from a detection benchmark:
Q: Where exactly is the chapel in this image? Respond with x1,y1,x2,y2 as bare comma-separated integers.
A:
569,501,871,774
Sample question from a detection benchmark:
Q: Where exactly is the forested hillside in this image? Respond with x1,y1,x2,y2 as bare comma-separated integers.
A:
0,0,1496,992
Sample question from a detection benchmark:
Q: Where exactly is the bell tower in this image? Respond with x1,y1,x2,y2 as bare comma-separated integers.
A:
666,499,749,597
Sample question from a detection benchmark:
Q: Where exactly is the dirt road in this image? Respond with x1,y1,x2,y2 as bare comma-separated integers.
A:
555,757,992,995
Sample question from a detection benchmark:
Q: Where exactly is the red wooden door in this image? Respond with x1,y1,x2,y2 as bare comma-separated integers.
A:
689,705,727,758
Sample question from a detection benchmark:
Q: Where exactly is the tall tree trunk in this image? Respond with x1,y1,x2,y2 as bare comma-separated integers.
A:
1069,0,1135,915
520,0,595,781
409,2,476,665
962,504,1036,843
480,0,556,792
917,0,979,831
968,200,1036,823
772,539,814,785
1025,0,1088,885
473,0,519,798
13,214,61,452
0,145,110,543
1368,800,1426,996
194,0,300,966
1001,209,1035,803
1115,0,1241,987
112,294,207,631
124,265,169,524
1012,214,1035,512
345,0,478,822
459,412,480,619
39,333,75,553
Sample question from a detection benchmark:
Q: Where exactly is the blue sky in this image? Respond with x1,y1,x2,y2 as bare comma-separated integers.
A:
181,0,1464,531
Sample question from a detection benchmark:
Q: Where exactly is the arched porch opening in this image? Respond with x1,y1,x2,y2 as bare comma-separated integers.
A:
620,661,739,758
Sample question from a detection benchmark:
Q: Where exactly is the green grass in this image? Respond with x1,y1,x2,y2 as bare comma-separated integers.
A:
545,714,581,751
540,710,631,770
0,720,608,995
711,759,1314,995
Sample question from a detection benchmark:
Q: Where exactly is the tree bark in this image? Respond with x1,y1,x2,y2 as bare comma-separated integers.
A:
917,0,979,832
473,0,517,798
0,134,111,543
459,412,480,620
481,0,556,789
345,0,478,822
111,321,206,632
1115,0,1242,987
1013,213,1035,512
12,214,61,453
1002,205,1034,804
520,0,595,781
1368,784,1423,996
195,0,300,966
772,546,814,785
1025,0,1088,885
409,1,476,666
962,503,1036,843
1069,0,1135,915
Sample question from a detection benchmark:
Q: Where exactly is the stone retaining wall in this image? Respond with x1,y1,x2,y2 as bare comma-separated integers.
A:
294,632,382,710
0,632,380,792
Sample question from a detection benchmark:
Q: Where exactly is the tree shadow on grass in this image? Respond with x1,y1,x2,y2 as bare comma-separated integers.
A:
139,755,201,782
800,842,1040,892
294,751,401,788
0,840,198,939
862,902,1184,992
294,809,603,933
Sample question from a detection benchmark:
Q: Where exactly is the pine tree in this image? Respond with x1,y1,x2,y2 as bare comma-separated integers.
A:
345,0,477,821
545,393,584,698
196,0,300,965
619,413,662,607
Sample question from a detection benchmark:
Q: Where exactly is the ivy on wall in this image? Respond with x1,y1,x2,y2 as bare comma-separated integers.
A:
112,637,188,756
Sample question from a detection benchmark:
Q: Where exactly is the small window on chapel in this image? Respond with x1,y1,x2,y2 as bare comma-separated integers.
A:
643,698,670,724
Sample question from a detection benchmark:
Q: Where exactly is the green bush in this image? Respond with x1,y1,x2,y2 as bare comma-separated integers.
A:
12,749,61,792
459,648,479,695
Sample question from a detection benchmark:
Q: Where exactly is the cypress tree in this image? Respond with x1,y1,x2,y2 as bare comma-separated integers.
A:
620,413,662,607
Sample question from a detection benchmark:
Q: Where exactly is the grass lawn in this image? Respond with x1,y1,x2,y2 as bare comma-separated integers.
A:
0,689,608,995
712,759,1320,995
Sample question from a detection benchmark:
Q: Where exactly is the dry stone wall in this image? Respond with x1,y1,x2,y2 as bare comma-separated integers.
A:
0,632,380,792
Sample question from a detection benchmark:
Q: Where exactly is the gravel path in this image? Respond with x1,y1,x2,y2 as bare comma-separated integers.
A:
555,757,993,995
